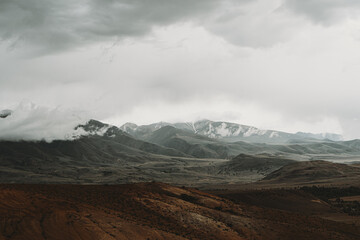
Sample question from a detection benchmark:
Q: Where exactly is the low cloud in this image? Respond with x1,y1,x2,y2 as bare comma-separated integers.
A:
0,102,87,142
1,0,300,53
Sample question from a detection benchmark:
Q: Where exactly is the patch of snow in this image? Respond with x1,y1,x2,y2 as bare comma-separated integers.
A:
192,122,197,133
243,127,267,137
90,125,111,136
216,123,231,137
269,131,279,138
64,128,88,140
74,124,111,139
232,126,243,136
206,123,216,138
120,123,138,132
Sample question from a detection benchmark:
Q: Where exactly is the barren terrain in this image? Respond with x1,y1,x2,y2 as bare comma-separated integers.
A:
1,183,360,240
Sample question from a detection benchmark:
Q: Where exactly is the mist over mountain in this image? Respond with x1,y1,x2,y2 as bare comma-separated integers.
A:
0,105,343,144
0,103,88,142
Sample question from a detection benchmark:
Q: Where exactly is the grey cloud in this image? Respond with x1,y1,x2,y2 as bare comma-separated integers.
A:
283,0,360,24
3,0,359,53
201,0,303,48
0,0,222,54
2,0,296,53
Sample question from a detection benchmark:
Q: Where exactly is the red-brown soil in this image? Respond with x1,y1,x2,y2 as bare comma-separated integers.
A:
335,195,360,201
1,183,360,240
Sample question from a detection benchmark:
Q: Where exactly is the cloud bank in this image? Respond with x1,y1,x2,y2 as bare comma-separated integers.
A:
1,0,360,140
0,0,224,54
0,0,327,53
0,102,87,142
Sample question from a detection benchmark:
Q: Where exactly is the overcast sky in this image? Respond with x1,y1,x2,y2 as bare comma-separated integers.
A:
1,0,360,140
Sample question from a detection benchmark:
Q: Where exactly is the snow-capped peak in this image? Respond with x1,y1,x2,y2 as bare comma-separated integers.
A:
119,119,343,143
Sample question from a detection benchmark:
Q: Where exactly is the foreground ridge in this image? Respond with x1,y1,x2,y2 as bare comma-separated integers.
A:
1,182,360,240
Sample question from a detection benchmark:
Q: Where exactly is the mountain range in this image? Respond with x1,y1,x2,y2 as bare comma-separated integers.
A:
120,119,343,143
121,120,360,162
1,118,360,185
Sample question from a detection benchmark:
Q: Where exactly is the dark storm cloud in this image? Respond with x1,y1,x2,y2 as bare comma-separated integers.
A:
283,0,360,24
0,0,225,54
1,0,359,53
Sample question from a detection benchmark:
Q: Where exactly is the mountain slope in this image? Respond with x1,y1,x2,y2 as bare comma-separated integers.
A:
0,120,197,183
131,124,360,160
76,119,189,158
143,126,231,158
2,119,286,185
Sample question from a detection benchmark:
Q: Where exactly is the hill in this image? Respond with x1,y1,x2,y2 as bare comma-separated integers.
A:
217,153,295,176
263,160,360,184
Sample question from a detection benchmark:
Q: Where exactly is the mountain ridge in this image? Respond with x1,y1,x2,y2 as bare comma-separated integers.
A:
120,119,343,143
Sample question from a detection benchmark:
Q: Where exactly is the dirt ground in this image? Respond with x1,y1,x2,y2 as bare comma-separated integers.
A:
1,183,360,240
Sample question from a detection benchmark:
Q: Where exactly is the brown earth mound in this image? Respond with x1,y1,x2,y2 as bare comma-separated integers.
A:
1,183,360,240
